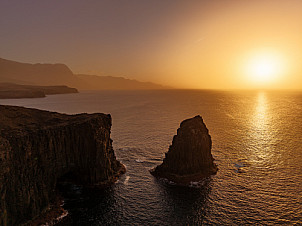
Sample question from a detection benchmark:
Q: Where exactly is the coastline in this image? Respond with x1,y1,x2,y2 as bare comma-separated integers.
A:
95,163,127,187
0,83,78,99
26,163,126,225
25,194,68,226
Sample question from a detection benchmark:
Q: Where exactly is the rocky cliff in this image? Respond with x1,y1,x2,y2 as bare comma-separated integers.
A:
150,116,217,184
0,105,125,225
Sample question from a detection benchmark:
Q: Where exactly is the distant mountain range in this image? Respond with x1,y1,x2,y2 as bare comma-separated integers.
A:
0,58,168,90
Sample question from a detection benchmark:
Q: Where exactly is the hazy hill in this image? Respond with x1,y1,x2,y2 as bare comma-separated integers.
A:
0,57,86,88
0,58,167,90
76,74,166,90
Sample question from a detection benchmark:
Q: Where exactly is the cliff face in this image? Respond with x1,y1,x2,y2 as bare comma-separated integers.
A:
0,105,125,225
151,116,217,184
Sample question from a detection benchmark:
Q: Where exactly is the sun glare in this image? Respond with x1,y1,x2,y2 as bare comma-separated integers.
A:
245,51,285,86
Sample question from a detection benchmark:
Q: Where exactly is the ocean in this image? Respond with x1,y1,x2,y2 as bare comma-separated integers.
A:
1,90,301,225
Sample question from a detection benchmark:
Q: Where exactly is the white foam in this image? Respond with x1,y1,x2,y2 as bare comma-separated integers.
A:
42,210,68,226
56,210,68,221
188,181,203,188
124,176,130,185
226,113,235,119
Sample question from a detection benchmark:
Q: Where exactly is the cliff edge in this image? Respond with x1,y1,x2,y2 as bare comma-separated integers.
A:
0,105,125,225
150,115,217,185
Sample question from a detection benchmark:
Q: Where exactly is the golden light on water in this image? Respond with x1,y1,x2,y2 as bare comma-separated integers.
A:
254,92,267,127
248,92,275,163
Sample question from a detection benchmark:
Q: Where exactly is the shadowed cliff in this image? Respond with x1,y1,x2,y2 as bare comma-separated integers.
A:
151,116,217,185
0,105,125,225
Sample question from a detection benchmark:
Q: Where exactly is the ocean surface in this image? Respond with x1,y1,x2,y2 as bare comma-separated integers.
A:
1,90,301,225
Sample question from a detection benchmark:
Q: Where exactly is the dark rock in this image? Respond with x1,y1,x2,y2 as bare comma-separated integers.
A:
150,115,217,185
0,105,125,225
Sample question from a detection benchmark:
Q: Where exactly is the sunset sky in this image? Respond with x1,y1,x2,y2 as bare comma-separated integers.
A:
1,0,302,89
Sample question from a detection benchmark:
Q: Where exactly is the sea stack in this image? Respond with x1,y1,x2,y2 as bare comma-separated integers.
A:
150,115,217,185
0,105,125,225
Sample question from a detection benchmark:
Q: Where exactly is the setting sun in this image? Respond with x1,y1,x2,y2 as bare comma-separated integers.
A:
244,51,286,86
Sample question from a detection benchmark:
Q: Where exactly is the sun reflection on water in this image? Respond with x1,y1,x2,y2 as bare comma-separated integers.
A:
254,92,268,129
248,92,275,164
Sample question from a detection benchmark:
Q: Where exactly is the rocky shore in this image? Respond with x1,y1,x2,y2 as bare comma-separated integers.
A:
150,115,217,185
0,83,78,99
0,105,125,225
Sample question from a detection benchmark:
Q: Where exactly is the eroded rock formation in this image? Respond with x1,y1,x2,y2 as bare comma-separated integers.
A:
151,115,217,184
0,105,125,225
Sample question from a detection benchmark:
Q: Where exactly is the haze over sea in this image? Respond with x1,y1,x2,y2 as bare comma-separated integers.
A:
1,90,301,225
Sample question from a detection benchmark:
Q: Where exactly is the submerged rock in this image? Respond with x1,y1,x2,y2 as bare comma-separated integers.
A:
150,115,217,185
0,105,125,225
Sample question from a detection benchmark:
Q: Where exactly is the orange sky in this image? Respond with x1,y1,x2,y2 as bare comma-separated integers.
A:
1,0,302,89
